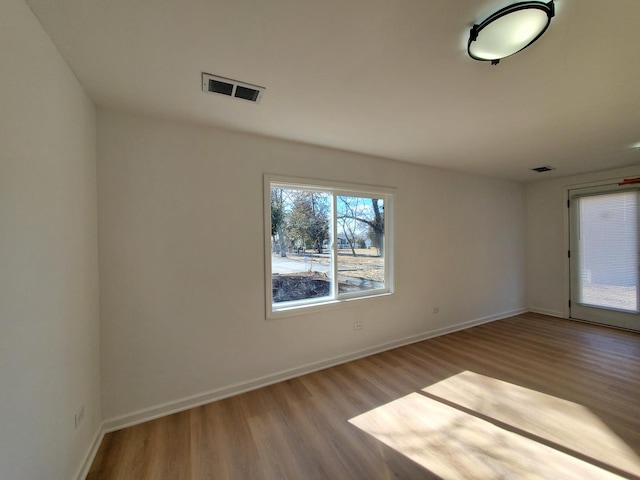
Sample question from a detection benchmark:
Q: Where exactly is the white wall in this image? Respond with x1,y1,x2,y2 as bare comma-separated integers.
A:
0,1,100,479
98,108,526,422
526,165,640,317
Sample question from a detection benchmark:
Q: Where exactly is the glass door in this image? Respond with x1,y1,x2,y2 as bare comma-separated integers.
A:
569,185,640,331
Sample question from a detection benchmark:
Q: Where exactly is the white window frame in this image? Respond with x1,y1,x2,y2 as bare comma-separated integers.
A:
264,174,395,319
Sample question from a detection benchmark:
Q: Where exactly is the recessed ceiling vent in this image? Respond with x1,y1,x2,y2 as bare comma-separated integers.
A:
202,73,265,104
531,166,554,173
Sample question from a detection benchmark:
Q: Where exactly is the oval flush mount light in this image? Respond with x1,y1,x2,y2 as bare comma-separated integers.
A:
468,1,555,65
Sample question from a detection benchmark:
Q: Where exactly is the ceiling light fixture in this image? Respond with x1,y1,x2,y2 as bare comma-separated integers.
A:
468,1,555,65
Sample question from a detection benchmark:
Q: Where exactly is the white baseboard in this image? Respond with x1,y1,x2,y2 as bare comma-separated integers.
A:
528,306,565,318
101,307,527,434
74,423,105,480
431,307,528,336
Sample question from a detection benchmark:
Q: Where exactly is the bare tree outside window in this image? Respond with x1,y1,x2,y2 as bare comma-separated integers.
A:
336,196,384,294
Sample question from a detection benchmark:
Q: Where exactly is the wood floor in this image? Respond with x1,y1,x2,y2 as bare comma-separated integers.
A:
87,313,640,479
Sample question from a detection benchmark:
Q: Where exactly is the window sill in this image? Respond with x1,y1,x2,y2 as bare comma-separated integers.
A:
267,291,393,320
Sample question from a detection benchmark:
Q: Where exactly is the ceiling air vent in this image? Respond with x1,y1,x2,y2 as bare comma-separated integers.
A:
531,166,554,173
202,73,265,104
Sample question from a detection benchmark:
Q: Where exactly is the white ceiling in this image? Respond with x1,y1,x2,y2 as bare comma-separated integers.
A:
26,0,640,181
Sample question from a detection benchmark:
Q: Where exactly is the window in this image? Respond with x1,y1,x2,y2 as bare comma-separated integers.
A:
265,175,394,317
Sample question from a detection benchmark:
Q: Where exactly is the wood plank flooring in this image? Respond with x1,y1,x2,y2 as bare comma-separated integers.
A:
87,313,640,479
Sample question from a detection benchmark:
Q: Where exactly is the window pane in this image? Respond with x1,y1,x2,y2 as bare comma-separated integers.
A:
270,187,332,304
578,192,638,311
336,196,385,294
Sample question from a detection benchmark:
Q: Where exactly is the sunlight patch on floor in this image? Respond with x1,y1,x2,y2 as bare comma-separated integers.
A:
349,371,639,479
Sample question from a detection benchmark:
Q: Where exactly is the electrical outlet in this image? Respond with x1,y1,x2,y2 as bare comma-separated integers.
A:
432,307,440,314
354,321,364,330
75,406,85,430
